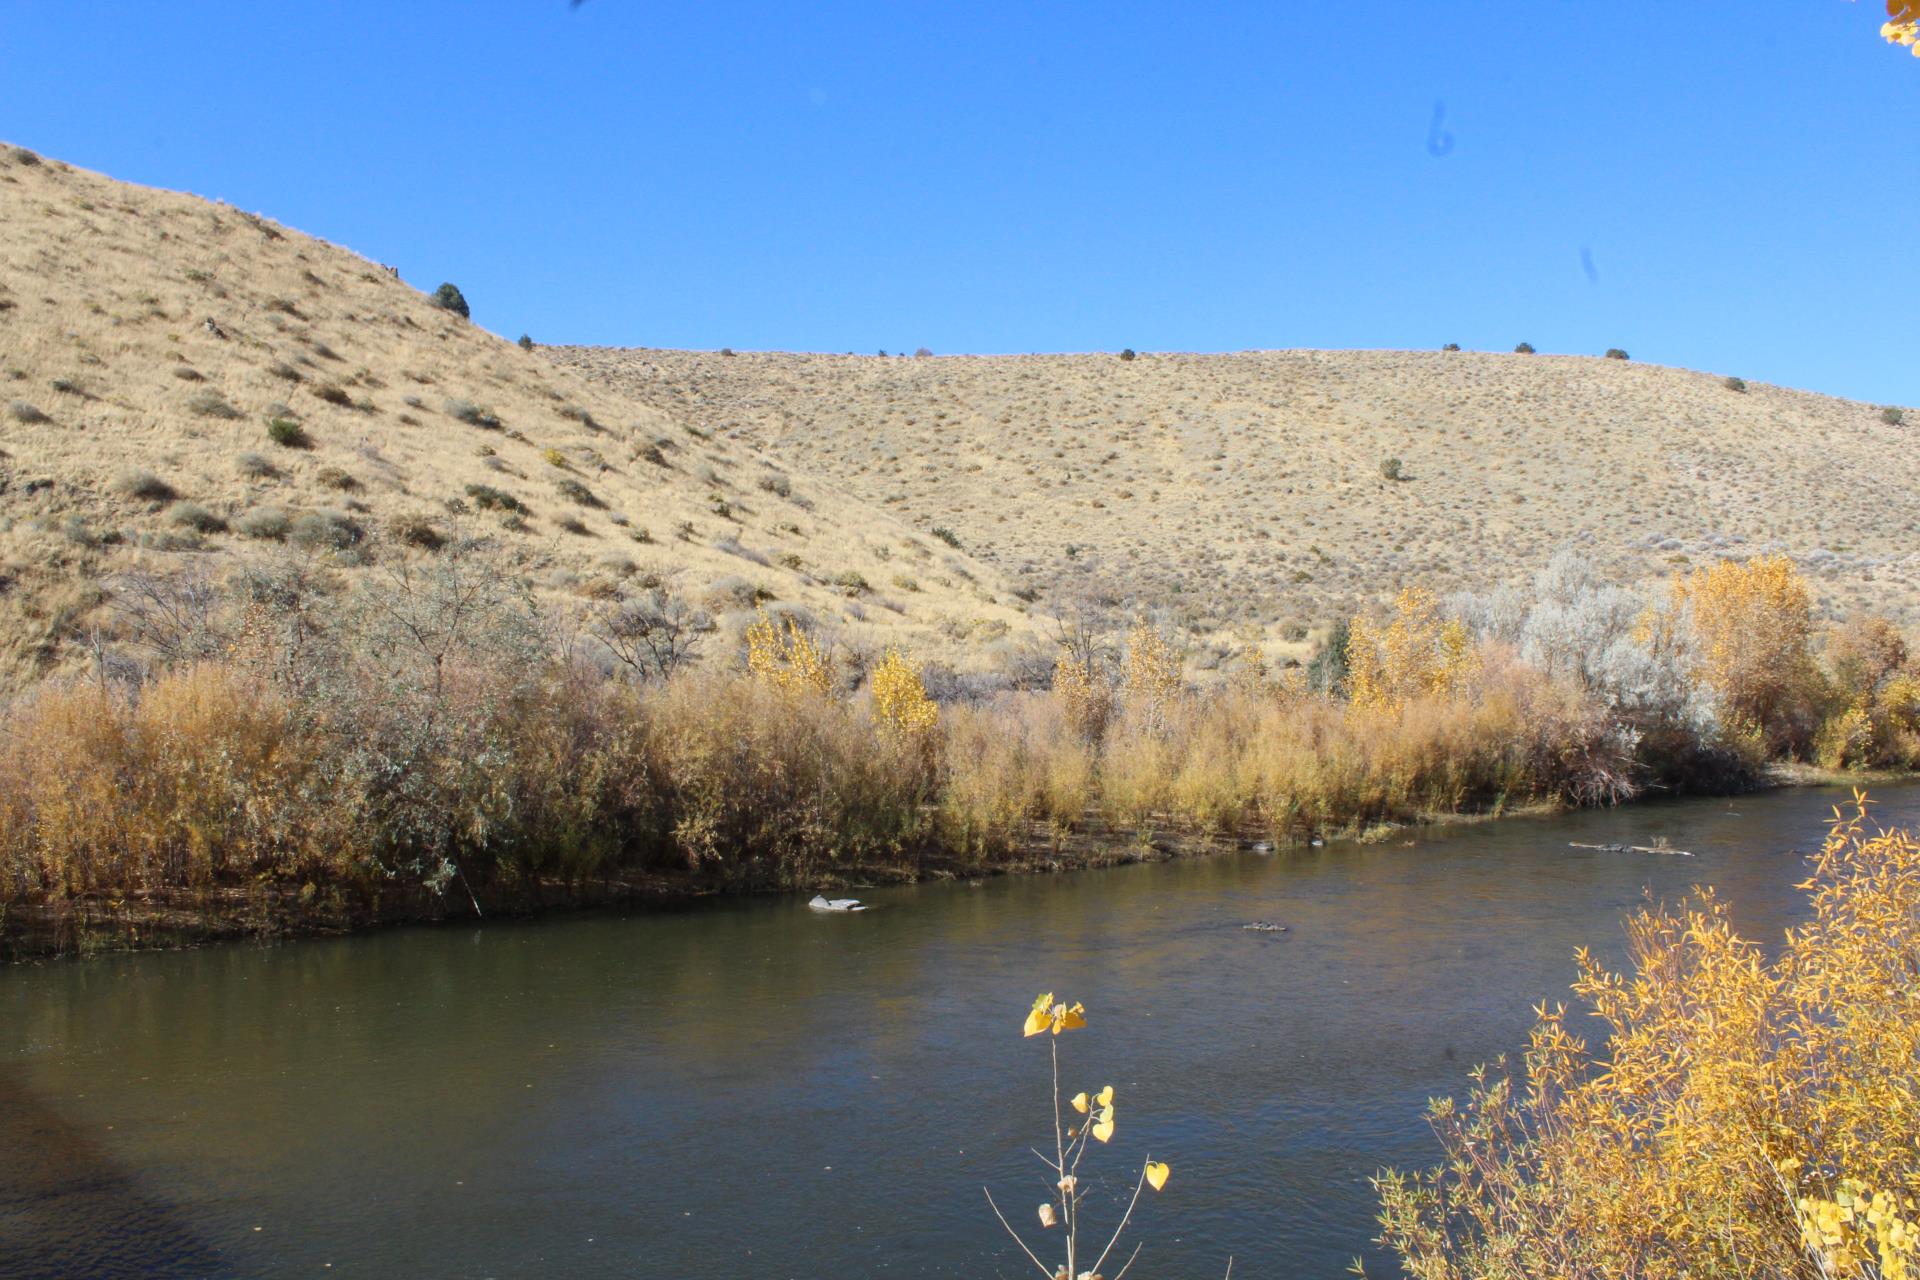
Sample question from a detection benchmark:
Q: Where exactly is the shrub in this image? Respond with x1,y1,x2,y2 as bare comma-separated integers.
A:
1883,405,1906,426
1442,342,1461,352
555,477,603,507
719,347,735,357
542,447,567,468
1604,347,1630,360
428,282,470,319
236,451,277,479
1119,348,1136,361
1374,798,1920,1280
1380,457,1404,482
267,417,311,448
914,347,933,358
444,398,501,429
1724,375,1747,392
387,514,445,551
931,526,963,550
234,506,291,540
288,510,363,550
1671,554,1820,755
555,515,590,536
7,400,50,424
172,366,205,382
757,472,792,498
315,466,359,492
112,469,177,502
517,334,534,351
464,483,526,513
1514,341,1536,354
167,501,228,534
312,384,353,408
268,361,302,383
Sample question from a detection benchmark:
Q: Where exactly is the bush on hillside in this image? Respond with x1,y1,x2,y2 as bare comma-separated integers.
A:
428,283,470,319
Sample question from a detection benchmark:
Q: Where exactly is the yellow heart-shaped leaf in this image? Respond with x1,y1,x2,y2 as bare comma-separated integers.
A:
1145,1161,1170,1191
1095,1085,1114,1108
1092,1116,1114,1143
1071,1092,1089,1114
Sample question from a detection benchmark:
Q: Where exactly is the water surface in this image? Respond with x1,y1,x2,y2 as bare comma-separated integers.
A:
4,783,1912,1279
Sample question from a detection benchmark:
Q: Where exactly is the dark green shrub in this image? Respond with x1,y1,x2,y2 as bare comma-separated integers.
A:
1724,376,1747,393
1380,457,1404,482
556,477,603,507
517,334,534,351
1119,348,1136,361
429,283,470,319
1514,342,1536,354
267,418,311,448
1442,343,1461,352
1604,348,1629,361
1307,619,1351,693
931,526,963,550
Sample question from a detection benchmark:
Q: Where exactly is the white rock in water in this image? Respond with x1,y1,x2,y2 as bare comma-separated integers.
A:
809,895,868,913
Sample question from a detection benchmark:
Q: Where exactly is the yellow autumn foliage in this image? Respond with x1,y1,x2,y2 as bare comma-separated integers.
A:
1673,554,1819,754
1372,793,1920,1279
1887,0,1919,55
744,609,832,696
1346,587,1480,713
1121,622,1184,736
869,647,938,737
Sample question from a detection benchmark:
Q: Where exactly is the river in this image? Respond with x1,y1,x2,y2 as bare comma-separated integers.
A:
4,782,1914,1279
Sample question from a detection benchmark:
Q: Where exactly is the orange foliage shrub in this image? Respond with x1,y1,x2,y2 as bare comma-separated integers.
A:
1372,793,1920,1279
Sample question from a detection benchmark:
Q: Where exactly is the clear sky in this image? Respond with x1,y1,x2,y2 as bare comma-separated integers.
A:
4,2,1914,402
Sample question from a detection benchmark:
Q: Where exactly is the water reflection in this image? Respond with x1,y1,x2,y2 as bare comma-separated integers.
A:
2,783,1913,1277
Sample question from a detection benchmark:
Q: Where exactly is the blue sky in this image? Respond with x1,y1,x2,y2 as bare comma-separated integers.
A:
4,2,1914,402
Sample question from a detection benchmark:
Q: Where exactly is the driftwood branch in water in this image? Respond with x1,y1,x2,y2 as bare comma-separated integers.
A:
1569,842,1695,857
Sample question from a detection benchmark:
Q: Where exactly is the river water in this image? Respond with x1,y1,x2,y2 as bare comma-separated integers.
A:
4,782,1914,1279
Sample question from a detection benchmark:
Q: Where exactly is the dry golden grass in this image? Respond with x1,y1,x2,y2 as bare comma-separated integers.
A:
0,144,1037,685
551,344,1920,659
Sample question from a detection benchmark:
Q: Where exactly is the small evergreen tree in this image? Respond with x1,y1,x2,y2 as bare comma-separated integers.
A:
429,283,470,319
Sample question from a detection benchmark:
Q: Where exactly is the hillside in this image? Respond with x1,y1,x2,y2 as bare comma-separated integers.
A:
0,145,1035,687
552,346,1920,642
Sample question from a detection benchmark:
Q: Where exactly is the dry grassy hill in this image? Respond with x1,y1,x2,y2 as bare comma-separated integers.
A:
0,144,1036,687
552,346,1920,646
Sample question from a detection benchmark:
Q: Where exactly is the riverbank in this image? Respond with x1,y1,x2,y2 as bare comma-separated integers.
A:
11,766,1865,963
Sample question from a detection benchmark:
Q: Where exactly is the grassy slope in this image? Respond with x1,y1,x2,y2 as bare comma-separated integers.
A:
0,144,1036,686
552,346,1920,653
